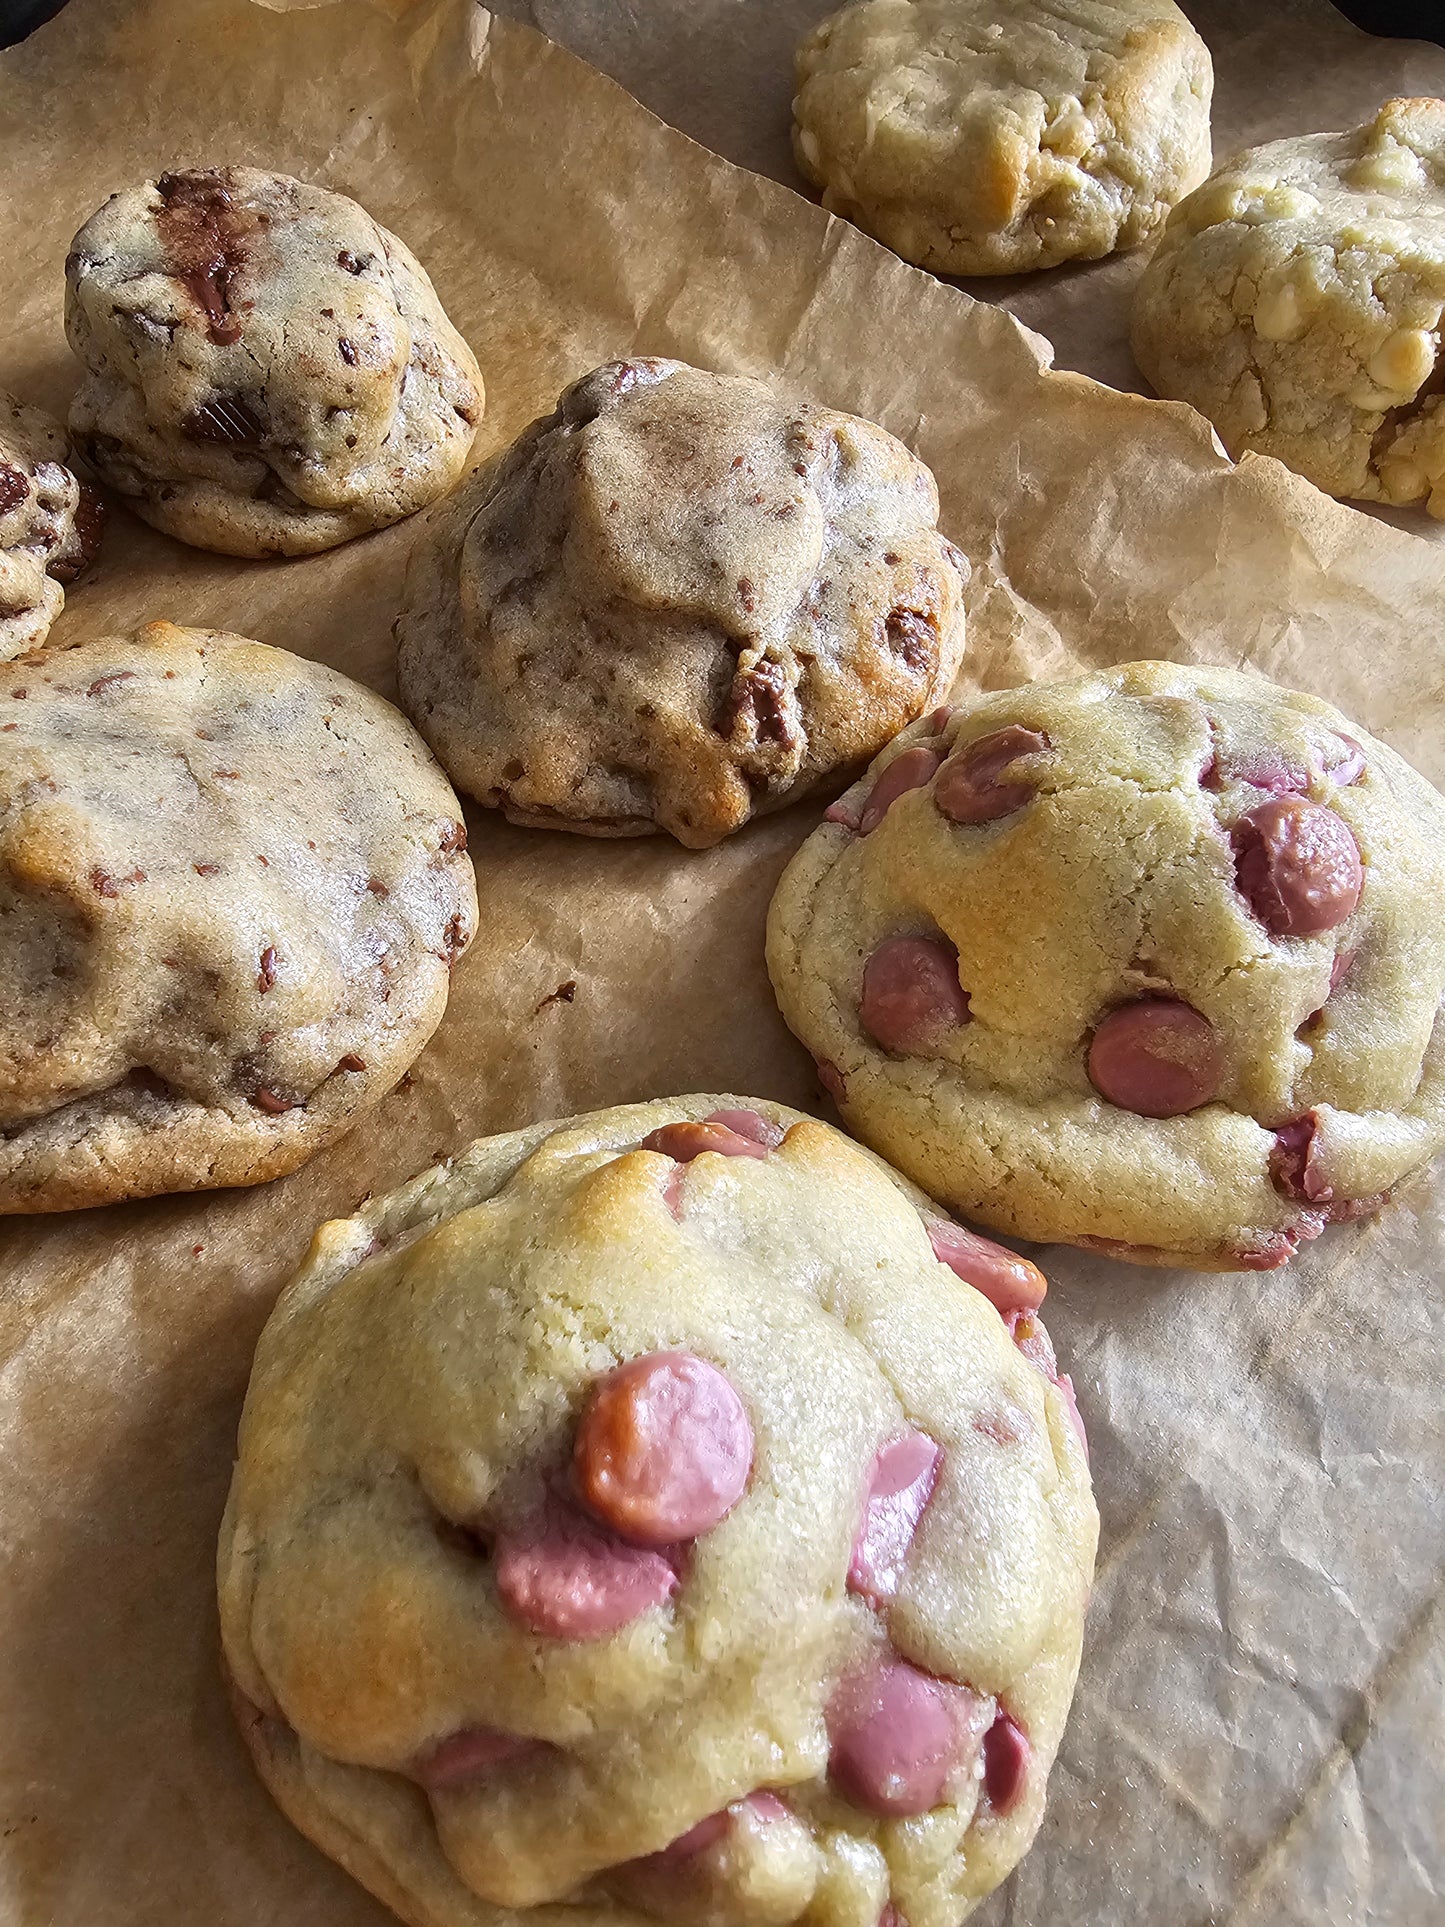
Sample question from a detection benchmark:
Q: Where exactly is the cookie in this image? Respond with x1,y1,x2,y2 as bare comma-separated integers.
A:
395,358,968,848
0,391,103,660
1132,99,1445,516
0,621,476,1212
66,168,483,556
766,661,1445,1271
792,0,1212,275
219,1095,1096,1927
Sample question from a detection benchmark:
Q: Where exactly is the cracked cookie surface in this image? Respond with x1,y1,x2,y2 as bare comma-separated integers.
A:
66,168,483,556
395,358,967,849
219,1095,1095,1927
766,661,1445,1270
0,620,476,1212
792,0,1212,275
1132,98,1445,516
0,391,103,660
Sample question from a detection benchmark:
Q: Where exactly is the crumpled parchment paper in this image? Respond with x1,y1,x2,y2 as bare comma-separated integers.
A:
0,2,1441,1923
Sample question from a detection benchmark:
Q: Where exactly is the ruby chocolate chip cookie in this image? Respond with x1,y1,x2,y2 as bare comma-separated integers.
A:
0,622,476,1211
0,391,103,660
66,169,482,556
219,1097,1095,1927
768,661,1445,1270
395,357,968,847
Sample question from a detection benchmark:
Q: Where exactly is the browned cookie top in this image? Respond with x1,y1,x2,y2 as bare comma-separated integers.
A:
0,622,476,1212
396,358,968,848
0,391,103,661
66,168,482,557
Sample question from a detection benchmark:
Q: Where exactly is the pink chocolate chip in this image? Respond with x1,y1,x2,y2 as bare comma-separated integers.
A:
982,1711,1031,1815
1270,1113,1332,1203
927,1219,1047,1316
1007,1309,1058,1382
858,746,944,835
612,1792,793,1907
1206,745,1310,795
1088,999,1223,1117
827,1658,976,1817
860,936,971,1054
575,1352,753,1547
848,1430,942,1607
642,1120,771,1161
824,797,862,830
413,1725,554,1790
816,1057,848,1105
702,1107,784,1148
879,1909,907,1927
1233,796,1363,938
1326,735,1367,786
934,725,1050,825
1055,1373,1089,1461
495,1501,679,1639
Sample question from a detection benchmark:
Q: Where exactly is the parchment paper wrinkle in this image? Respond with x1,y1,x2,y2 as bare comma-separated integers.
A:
0,1,1442,1923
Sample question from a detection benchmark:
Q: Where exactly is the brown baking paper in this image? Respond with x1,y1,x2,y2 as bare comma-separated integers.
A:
1,2,1443,1923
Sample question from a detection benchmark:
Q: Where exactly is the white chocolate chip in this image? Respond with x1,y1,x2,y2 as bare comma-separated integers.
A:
798,127,822,171
1254,280,1306,343
1367,327,1436,397
1349,144,1426,193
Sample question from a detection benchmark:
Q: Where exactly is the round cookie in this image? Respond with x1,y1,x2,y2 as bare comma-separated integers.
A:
219,1096,1096,1927
0,621,476,1212
766,661,1445,1271
0,391,103,660
792,0,1213,276
66,168,483,556
1132,99,1445,516
395,357,968,849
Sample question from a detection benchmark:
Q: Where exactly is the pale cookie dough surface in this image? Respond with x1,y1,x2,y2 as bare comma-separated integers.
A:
66,168,483,557
792,0,1212,275
766,661,1445,1271
0,391,103,660
395,358,968,848
1132,98,1445,517
0,621,476,1212
219,1096,1096,1927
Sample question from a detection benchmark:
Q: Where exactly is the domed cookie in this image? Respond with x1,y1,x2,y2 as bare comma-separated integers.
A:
395,358,968,848
0,621,476,1211
66,169,482,556
219,1096,1095,1927
767,661,1445,1270
1132,99,1445,516
0,391,103,660
792,0,1212,276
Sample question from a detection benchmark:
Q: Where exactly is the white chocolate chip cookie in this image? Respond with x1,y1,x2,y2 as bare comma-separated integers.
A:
1132,98,1445,516
0,621,476,1211
767,662,1445,1271
0,391,103,660
219,1096,1095,1927
396,358,967,849
66,169,483,556
792,0,1213,275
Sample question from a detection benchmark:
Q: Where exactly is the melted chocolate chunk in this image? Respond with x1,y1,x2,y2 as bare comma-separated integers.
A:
183,393,265,446
52,483,106,581
719,658,798,750
0,464,30,518
883,606,936,672
155,170,258,346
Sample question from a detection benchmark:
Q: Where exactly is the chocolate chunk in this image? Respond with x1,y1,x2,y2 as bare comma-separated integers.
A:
183,394,265,446
718,658,798,750
0,464,30,518
883,606,936,672
155,170,260,346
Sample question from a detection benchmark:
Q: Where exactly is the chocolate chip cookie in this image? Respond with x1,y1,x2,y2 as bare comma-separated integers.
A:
0,621,476,1212
793,0,1213,275
395,358,968,848
767,661,1445,1270
219,1096,1095,1927
0,391,103,660
66,169,482,556
1132,99,1445,515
